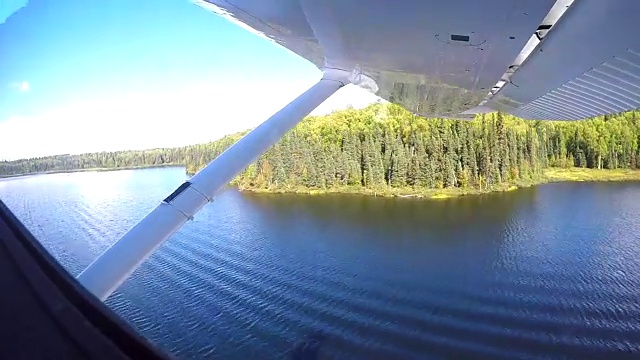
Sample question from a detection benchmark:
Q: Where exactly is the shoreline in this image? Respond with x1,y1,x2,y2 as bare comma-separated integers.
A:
236,168,640,199
3,166,639,199
0,164,183,179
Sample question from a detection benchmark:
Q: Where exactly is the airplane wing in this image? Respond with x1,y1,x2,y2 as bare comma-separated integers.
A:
194,0,640,120
0,0,28,24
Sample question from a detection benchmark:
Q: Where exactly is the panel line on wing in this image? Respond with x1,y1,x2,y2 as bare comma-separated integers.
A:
564,81,640,109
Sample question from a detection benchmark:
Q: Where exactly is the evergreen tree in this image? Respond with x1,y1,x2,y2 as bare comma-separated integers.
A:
2,104,640,194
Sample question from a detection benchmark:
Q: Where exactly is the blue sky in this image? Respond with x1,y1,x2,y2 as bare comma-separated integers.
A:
0,0,377,160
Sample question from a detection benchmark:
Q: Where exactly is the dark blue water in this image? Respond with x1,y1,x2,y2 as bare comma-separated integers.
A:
2,167,640,359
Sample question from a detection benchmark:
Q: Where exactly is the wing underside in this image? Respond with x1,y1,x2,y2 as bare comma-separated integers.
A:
195,0,640,121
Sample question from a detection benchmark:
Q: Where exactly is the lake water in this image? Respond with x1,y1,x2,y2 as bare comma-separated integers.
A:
1,167,640,359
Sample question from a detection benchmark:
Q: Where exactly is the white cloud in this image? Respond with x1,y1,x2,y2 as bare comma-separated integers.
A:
6,80,29,92
6,81,31,92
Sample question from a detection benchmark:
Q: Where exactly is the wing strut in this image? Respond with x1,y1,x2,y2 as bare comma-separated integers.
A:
78,68,355,301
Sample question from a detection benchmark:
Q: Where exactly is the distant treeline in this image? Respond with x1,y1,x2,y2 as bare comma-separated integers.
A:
2,104,640,191
0,134,243,178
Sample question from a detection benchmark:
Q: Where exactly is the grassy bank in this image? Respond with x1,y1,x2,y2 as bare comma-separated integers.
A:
238,181,538,199
4,165,639,199
545,167,640,182
238,167,640,199
0,164,182,179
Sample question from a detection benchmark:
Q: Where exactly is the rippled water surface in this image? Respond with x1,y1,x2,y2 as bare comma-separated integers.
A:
2,167,640,359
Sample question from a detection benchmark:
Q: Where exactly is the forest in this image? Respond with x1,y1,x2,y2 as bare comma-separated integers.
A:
1,103,640,193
